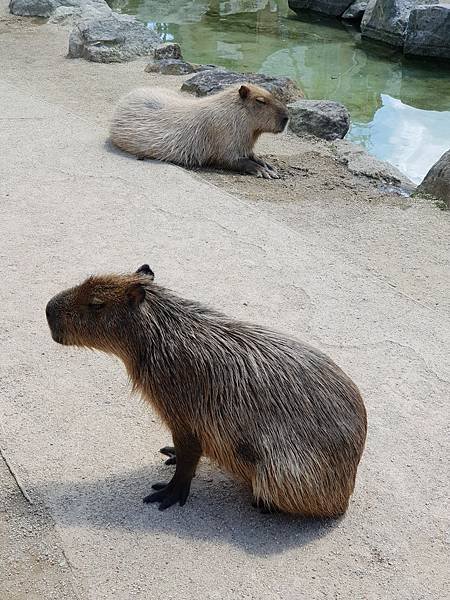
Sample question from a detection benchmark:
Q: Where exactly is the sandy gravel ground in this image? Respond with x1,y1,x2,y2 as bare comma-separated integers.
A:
1,5,449,600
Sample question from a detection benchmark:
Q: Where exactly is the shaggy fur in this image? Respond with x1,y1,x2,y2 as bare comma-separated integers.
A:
46,269,367,517
109,84,289,178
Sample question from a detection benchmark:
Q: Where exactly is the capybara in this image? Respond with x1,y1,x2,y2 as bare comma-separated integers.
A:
109,84,289,179
46,266,367,516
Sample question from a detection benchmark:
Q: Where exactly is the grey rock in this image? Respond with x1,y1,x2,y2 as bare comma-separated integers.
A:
181,68,302,103
153,43,182,60
68,12,161,62
417,149,450,206
145,59,216,75
333,139,415,191
10,0,60,17
288,99,350,141
47,1,109,25
288,0,353,17
48,5,82,24
145,59,198,75
341,0,367,20
404,4,450,59
361,0,434,47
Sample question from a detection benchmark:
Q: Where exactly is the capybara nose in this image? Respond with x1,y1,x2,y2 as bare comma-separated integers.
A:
45,299,54,324
46,297,59,331
281,116,289,130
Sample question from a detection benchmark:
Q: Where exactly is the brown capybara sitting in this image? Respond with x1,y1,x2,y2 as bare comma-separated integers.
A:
109,84,289,179
46,266,367,515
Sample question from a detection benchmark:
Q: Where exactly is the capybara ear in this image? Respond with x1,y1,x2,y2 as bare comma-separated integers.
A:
239,85,250,100
136,264,154,280
127,283,146,306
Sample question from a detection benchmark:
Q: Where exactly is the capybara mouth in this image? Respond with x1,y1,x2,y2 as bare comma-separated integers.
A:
278,116,289,132
50,331,66,345
47,320,66,345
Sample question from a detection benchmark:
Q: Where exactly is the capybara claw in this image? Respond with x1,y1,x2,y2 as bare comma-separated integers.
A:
255,166,272,179
144,481,191,510
151,481,168,490
159,446,177,465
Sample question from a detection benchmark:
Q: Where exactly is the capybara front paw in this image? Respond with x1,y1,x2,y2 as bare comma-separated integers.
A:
262,162,279,178
254,163,279,180
159,446,177,465
250,156,279,179
143,480,192,510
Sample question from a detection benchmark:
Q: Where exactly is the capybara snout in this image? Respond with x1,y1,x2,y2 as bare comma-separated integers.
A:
279,113,289,132
46,295,62,343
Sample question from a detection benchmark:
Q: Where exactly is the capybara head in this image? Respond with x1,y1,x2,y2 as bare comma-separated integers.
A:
238,84,289,134
45,266,154,352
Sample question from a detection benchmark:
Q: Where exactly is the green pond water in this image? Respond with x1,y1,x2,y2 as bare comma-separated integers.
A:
110,0,450,184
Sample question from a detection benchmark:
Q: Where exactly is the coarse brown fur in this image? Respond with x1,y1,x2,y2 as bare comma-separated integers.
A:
110,84,289,179
46,267,367,516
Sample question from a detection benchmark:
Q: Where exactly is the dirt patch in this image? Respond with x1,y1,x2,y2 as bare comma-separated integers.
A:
199,147,413,208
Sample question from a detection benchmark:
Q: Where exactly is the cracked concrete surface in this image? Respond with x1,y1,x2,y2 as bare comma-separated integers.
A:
1,4,449,599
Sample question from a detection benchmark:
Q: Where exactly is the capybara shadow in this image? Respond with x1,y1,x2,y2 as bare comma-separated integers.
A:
32,464,340,557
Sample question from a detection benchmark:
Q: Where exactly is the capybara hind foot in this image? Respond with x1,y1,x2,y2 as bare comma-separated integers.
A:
252,499,280,514
143,478,192,510
159,446,176,465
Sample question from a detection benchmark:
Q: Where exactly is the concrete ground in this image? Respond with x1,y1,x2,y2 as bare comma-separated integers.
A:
1,4,449,599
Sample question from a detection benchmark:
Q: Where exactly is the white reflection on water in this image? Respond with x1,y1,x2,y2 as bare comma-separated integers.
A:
348,95,450,184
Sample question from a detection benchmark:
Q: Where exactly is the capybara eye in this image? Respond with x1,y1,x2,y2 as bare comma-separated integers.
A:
255,97,266,104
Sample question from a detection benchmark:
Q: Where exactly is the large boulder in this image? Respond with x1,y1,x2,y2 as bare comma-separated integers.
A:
181,68,302,103
404,4,450,59
361,0,434,47
288,0,353,16
47,0,109,25
416,149,450,206
341,0,368,20
9,0,107,18
288,99,350,141
68,12,161,62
